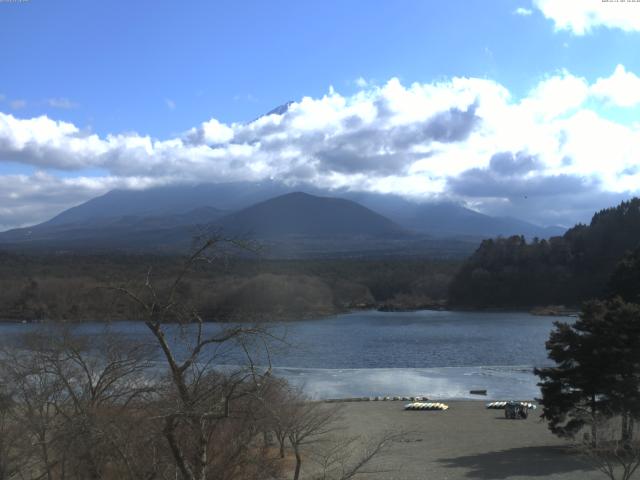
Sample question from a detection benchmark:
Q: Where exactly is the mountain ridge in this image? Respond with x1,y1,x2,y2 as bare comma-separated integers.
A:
26,182,563,235
216,192,406,238
0,183,567,256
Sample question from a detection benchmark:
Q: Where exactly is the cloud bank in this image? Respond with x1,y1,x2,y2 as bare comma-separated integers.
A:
533,0,640,35
1,65,640,229
514,7,533,17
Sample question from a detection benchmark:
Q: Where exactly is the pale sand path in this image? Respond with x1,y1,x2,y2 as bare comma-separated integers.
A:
321,401,606,480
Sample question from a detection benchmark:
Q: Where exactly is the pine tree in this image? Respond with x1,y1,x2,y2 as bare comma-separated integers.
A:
608,247,640,303
535,299,640,444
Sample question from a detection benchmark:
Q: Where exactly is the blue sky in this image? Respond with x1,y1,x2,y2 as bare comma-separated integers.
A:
2,0,637,135
1,0,640,229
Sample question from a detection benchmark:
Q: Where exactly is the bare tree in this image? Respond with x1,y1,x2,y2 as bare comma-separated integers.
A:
0,235,401,480
114,236,279,480
260,383,403,480
0,385,21,480
256,376,294,459
0,328,166,480
581,415,640,480
284,394,342,480
309,432,401,480
0,342,67,480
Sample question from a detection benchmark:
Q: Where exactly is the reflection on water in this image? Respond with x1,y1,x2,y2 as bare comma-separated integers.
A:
271,365,540,400
0,309,568,399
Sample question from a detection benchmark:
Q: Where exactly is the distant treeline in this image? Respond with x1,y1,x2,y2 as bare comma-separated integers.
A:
449,198,640,308
0,252,459,322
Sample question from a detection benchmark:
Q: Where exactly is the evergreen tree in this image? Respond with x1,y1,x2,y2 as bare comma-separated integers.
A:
608,247,640,303
450,197,640,307
535,299,640,444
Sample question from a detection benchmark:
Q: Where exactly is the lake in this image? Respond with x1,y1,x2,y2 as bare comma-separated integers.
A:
0,310,568,400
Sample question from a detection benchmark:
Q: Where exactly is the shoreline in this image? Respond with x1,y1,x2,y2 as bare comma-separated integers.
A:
269,364,544,402
322,396,537,403
0,305,578,324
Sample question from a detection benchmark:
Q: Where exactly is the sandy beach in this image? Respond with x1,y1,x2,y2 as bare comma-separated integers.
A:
315,400,605,480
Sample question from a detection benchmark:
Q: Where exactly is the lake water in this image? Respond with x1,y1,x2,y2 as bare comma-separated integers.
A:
0,310,569,400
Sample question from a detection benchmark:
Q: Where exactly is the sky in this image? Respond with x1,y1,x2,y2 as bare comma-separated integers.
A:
1,0,640,230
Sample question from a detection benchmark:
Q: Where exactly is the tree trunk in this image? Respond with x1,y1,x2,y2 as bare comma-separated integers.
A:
293,445,301,480
82,451,102,480
591,394,598,447
40,438,54,480
164,417,195,480
196,419,208,480
621,410,635,446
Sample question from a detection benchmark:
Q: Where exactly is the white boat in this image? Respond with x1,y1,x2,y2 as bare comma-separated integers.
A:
486,401,536,410
404,402,449,411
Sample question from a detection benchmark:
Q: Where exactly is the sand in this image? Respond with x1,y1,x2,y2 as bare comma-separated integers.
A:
317,400,606,480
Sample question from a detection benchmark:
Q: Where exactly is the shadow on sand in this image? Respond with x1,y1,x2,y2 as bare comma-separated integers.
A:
437,445,592,479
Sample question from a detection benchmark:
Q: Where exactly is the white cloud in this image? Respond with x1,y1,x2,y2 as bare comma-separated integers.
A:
591,64,640,107
355,77,368,88
534,0,640,35
518,70,590,120
188,117,235,144
165,98,176,110
514,7,533,16
1,67,640,228
0,171,162,230
46,97,78,109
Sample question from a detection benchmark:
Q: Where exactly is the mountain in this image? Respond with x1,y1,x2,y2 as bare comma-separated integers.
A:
0,181,566,256
250,101,294,123
397,202,565,238
0,206,226,251
263,101,294,117
43,181,289,227
217,192,405,238
34,182,564,239
0,191,421,256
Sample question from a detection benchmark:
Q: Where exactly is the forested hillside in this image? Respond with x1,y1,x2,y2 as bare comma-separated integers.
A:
449,198,640,307
0,253,457,322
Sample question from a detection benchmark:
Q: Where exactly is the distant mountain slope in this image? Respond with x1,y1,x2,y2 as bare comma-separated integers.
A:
260,101,294,118
0,191,426,256
44,182,288,227
27,181,564,238
449,197,640,307
0,181,567,256
34,181,564,236
0,206,226,250
398,202,565,238
306,190,565,238
217,192,405,237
